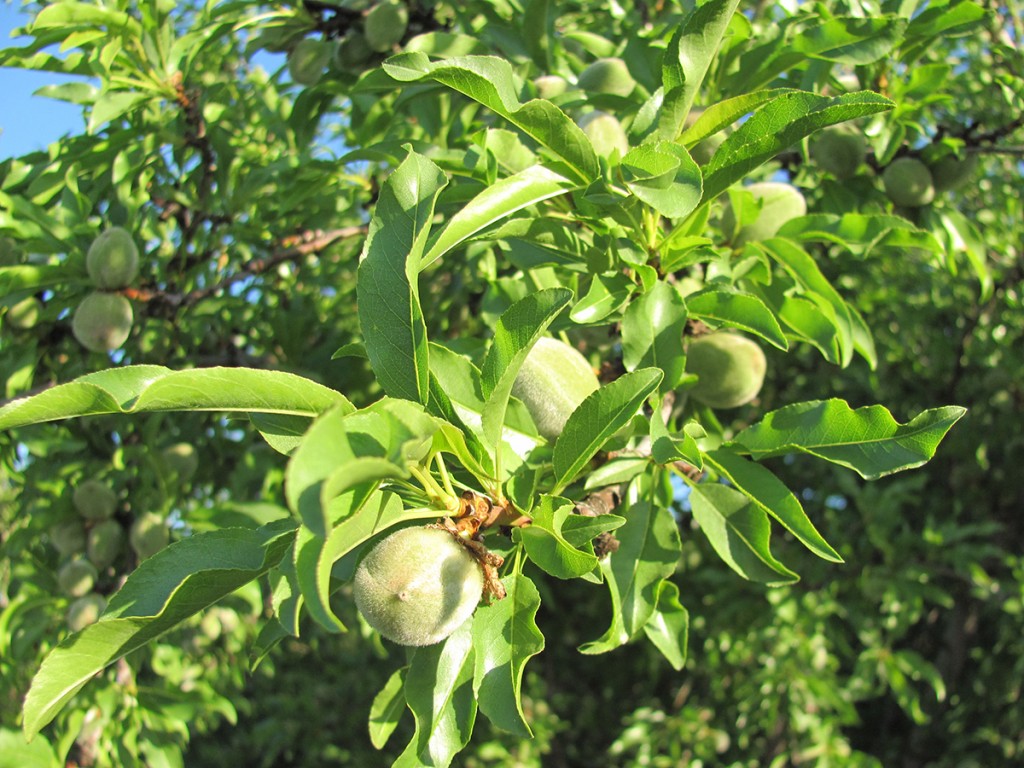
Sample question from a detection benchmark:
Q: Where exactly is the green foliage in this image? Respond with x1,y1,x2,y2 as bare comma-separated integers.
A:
1,0,1019,765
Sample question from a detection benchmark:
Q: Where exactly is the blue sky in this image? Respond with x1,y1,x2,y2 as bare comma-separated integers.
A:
0,4,88,158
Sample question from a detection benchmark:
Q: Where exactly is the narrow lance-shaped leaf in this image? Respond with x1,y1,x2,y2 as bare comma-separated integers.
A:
703,448,841,562
421,165,578,268
479,287,572,450
690,483,798,585
658,0,741,140
357,150,447,404
393,622,477,768
700,90,894,204
685,289,789,350
22,521,296,738
0,366,351,431
580,488,681,655
471,569,545,737
553,368,663,491
730,400,967,480
383,53,599,183
621,280,688,394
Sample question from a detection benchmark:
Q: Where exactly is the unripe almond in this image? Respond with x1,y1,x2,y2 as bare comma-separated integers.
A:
811,124,867,179
579,111,629,159
162,442,198,482
73,479,117,520
930,153,978,192
882,157,934,207
577,57,635,97
58,558,98,598
72,292,133,353
354,526,483,646
721,182,806,246
86,227,139,289
130,512,169,560
511,337,600,441
51,519,87,556
67,593,106,632
87,519,125,570
365,1,409,53
686,332,766,409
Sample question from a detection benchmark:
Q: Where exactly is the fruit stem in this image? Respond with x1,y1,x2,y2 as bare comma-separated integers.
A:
407,463,458,512
433,452,458,501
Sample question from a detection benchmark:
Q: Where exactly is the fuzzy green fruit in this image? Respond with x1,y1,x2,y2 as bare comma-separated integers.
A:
87,519,124,570
72,291,133,353
882,157,935,207
162,442,198,482
73,479,117,521
811,124,867,179
930,153,978,192
511,337,600,441
579,111,629,159
86,227,139,289
130,512,169,560
7,296,41,330
51,519,87,556
686,332,767,409
335,32,373,70
577,57,635,97
365,1,409,53
287,39,332,85
354,526,483,646
67,593,106,632
534,75,568,99
58,559,98,598
721,182,807,246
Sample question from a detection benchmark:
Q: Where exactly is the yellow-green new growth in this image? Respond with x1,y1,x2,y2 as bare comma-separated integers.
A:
354,526,484,646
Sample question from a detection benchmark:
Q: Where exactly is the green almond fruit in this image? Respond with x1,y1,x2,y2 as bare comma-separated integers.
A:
58,558,98,598
534,75,569,99
685,332,767,409
511,336,600,441
721,181,807,246
354,526,483,646
811,124,867,179
130,512,170,560
86,227,139,289
87,519,125,570
72,291,133,353
577,57,635,98
162,442,199,482
51,519,87,557
67,593,106,632
364,1,409,53
930,153,978,192
73,479,117,521
579,111,630,159
882,157,935,207
335,32,373,70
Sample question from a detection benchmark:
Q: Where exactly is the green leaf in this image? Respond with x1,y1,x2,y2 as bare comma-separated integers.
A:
621,280,688,393
679,88,792,147
357,150,447,404
792,16,906,65
383,53,599,183
480,288,572,450
88,90,152,133
777,212,944,258
472,570,545,737
685,289,789,350
689,483,798,584
22,521,295,738
0,366,350,431
0,264,73,297
642,580,689,671
553,368,663,491
731,400,967,479
620,143,702,219
0,727,59,768
658,0,741,140
369,668,407,750
580,486,681,654
701,90,894,203
704,448,841,562
394,622,477,768
650,408,704,470
422,166,577,268
517,496,600,579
